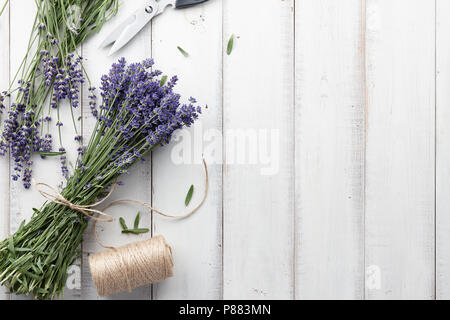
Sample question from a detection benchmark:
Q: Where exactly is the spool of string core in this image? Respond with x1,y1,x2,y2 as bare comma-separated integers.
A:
89,236,174,297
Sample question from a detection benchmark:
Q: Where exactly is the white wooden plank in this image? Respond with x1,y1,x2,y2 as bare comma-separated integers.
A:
0,0,9,301
8,0,82,300
436,0,450,300
151,0,223,300
222,0,295,299
80,0,152,300
365,0,435,300
295,0,365,300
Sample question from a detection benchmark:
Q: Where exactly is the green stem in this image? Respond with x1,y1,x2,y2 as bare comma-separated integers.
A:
0,0,9,17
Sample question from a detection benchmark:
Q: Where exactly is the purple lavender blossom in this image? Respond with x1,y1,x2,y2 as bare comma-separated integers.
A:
85,58,201,177
0,51,88,187
0,94,5,117
1,57,201,189
88,87,98,118
59,148,69,180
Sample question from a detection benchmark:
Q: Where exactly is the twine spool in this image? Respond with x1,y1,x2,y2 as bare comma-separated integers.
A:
89,235,174,297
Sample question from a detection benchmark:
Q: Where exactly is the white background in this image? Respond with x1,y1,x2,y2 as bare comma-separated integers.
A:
0,0,448,300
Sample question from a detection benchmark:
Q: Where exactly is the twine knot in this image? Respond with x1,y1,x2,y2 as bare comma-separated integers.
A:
32,180,116,223
32,159,209,236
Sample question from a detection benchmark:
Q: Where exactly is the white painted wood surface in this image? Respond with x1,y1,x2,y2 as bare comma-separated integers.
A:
222,0,295,300
151,0,223,299
1,0,450,300
295,0,365,300
437,0,450,301
365,0,435,300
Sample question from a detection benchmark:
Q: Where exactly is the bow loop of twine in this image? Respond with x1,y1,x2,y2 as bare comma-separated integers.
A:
32,180,117,223
33,159,209,248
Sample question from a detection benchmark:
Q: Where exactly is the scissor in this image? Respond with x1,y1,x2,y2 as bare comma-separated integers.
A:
100,0,209,56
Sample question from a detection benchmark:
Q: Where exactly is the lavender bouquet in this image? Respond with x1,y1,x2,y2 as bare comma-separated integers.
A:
0,0,119,188
0,58,201,300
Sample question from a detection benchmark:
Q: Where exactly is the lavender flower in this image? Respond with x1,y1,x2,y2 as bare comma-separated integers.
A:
59,147,69,180
88,87,98,118
1,52,87,187
0,4,106,189
0,57,201,301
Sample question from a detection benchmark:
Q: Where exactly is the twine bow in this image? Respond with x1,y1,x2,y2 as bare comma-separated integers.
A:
33,180,118,223
33,159,209,246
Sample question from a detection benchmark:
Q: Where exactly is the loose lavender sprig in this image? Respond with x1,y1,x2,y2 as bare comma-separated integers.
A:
0,58,201,300
0,0,119,188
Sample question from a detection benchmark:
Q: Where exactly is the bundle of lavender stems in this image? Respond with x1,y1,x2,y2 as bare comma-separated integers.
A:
0,58,201,300
0,0,119,188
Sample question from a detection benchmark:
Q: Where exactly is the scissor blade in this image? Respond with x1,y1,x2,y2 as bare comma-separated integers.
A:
108,9,156,56
99,14,137,49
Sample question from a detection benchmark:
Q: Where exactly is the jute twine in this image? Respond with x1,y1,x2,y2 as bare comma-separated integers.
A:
89,236,174,297
33,159,209,297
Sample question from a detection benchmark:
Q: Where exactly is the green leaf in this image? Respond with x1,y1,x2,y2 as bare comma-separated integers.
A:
122,230,137,235
177,46,189,57
227,34,235,55
135,228,150,234
119,217,128,231
8,236,15,257
134,212,141,229
160,75,168,87
122,228,150,235
78,116,82,121
185,185,194,207
17,220,26,233
39,151,66,157
0,0,9,18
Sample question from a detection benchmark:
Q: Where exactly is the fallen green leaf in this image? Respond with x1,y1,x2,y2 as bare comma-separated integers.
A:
177,46,189,57
185,185,194,207
119,217,128,231
122,228,150,235
227,34,235,55
134,212,141,229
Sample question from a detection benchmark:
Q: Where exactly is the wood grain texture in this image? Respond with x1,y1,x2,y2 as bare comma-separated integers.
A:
80,0,153,300
151,0,223,299
222,0,295,299
365,0,435,300
436,0,450,300
295,0,365,300
0,0,9,301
